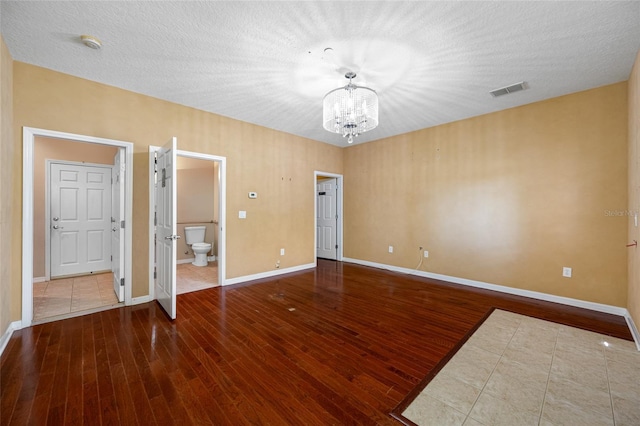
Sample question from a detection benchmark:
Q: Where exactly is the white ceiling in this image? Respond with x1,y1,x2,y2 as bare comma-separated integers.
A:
2,1,639,147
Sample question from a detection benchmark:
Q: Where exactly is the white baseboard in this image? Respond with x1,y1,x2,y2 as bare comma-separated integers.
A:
224,263,315,286
625,314,640,351
33,277,46,283
177,256,216,264
343,257,628,317
130,295,152,305
0,321,22,357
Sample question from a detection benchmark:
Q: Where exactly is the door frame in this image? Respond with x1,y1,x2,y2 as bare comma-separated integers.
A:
22,127,134,327
148,146,227,299
44,159,114,281
314,171,344,263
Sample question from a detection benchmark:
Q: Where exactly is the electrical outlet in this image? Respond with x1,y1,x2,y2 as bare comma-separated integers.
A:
280,248,285,256
562,267,572,278
388,245,394,253
424,250,429,258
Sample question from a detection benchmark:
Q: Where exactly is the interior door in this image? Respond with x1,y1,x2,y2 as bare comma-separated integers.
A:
317,178,338,260
111,149,125,302
155,137,178,319
50,162,112,277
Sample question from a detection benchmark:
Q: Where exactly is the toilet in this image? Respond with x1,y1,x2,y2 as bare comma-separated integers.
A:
184,226,212,267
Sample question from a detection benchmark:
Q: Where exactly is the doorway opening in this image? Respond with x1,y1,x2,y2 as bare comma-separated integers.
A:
148,144,226,319
22,128,134,327
315,171,343,262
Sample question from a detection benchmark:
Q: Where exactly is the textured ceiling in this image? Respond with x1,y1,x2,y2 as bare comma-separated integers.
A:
2,1,639,147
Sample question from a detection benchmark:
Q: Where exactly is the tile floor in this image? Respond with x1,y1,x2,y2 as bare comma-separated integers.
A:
176,260,219,294
33,261,218,322
33,272,120,321
402,309,640,426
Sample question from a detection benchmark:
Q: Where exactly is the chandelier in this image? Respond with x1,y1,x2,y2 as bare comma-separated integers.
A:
323,72,378,144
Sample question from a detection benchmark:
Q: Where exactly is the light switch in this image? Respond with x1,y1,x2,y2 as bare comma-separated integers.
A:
238,210,246,219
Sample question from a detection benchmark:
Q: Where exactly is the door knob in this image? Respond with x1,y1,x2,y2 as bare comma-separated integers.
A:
112,227,117,232
52,225,63,230
53,217,59,221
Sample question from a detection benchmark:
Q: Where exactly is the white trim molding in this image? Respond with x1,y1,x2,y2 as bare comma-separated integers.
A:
224,263,315,286
625,314,640,351
0,321,22,357
343,257,629,317
314,171,344,263
131,295,153,305
22,127,135,328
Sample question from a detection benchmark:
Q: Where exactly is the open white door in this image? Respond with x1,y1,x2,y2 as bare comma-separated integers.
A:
111,149,125,302
155,137,178,319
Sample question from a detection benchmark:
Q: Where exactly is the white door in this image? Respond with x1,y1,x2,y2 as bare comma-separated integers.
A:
111,150,125,302
317,178,338,260
155,137,178,319
50,163,112,277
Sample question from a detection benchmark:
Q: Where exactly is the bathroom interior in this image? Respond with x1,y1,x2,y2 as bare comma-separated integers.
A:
175,156,220,294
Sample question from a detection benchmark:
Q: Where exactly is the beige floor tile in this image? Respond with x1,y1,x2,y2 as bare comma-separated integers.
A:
439,345,500,389
607,358,640,398
403,393,467,426
501,344,553,371
423,372,481,415
611,394,640,425
541,391,614,426
546,375,613,418
465,322,517,355
33,273,122,322
482,358,548,414
401,310,639,426
469,391,539,426
551,349,609,393
462,417,485,426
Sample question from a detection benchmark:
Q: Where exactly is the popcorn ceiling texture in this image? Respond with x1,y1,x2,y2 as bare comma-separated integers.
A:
2,1,639,146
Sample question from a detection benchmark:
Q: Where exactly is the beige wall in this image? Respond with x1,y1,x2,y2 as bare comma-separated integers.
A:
0,36,14,335
629,50,640,326
32,137,118,278
11,62,343,320
345,82,628,307
176,162,217,261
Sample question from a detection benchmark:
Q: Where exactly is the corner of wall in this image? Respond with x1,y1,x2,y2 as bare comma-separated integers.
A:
0,34,15,340
629,48,640,334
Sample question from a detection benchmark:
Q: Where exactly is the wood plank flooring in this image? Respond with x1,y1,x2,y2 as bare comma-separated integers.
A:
1,260,632,425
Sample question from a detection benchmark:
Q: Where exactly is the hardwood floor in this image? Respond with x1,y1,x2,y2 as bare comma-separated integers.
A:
1,260,632,425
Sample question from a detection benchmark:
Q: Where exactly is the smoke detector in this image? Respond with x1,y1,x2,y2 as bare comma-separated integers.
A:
80,35,102,50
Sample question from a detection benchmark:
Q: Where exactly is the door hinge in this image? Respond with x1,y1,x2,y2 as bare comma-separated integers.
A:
335,244,338,249
121,220,125,228
154,212,157,226
110,255,112,261
335,214,338,220
154,269,157,279
120,278,125,286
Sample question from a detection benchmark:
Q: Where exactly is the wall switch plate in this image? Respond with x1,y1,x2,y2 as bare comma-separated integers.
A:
280,248,285,256
388,245,393,253
424,250,429,258
238,210,246,219
562,267,572,278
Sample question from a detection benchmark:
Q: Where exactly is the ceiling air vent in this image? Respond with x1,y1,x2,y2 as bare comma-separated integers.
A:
490,81,528,98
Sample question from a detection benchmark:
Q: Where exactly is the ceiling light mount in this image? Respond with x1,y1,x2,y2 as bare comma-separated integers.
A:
80,35,102,50
323,71,378,144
